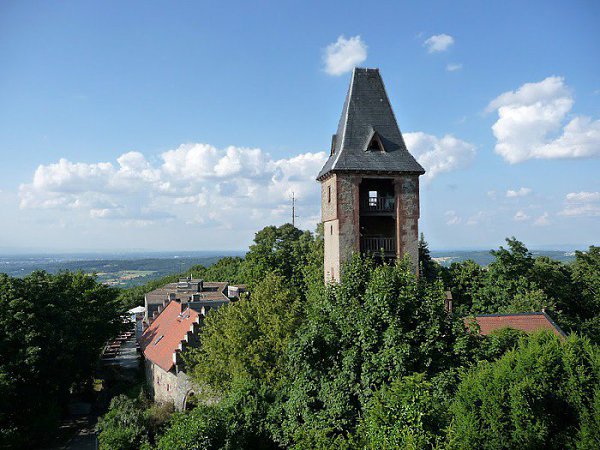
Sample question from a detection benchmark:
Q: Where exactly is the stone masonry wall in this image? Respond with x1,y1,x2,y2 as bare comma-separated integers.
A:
395,175,420,273
336,174,360,278
145,359,196,411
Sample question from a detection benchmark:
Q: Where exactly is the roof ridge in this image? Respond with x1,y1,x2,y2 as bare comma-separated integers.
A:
471,312,545,317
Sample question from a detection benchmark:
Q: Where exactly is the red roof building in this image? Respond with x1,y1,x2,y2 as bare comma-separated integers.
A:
140,300,202,372
466,312,566,338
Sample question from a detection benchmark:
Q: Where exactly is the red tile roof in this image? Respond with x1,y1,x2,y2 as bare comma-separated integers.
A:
140,301,201,372
466,312,566,338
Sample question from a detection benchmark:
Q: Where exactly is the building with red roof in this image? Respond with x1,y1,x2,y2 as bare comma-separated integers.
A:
140,299,203,410
466,312,566,338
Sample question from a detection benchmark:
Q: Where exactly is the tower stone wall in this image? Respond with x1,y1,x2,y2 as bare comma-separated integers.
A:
322,172,420,283
317,68,424,283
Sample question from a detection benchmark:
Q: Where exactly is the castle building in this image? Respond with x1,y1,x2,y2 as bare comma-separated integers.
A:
317,68,425,282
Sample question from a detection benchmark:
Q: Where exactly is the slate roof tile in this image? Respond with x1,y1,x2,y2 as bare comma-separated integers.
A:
317,68,425,180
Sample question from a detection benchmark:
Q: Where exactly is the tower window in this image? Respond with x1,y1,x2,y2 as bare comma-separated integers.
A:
368,190,378,207
328,185,331,203
330,225,333,235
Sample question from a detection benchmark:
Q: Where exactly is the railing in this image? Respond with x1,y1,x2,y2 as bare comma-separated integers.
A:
361,196,395,213
361,236,396,254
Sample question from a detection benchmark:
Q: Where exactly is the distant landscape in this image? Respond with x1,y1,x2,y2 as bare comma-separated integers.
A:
0,251,245,287
0,249,578,287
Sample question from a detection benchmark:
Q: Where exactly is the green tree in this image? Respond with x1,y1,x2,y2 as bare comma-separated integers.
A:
186,272,302,392
280,255,458,448
156,405,226,450
96,395,149,450
0,271,124,448
571,246,600,343
357,374,440,449
447,332,600,450
241,223,314,291
418,233,441,281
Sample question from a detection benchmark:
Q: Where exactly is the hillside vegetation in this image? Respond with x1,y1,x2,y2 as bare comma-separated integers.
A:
96,225,600,450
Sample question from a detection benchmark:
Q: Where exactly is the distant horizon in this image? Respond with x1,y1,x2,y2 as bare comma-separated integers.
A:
0,244,592,258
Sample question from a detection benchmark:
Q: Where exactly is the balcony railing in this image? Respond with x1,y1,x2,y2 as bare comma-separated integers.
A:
361,196,395,213
361,236,396,254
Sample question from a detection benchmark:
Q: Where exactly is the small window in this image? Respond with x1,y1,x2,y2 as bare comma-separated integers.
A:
328,185,331,203
368,190,378,207
330,225,333,235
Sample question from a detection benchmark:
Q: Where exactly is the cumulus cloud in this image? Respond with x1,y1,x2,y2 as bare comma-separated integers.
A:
466,211,488,226
19,144,328,230
424,34,454,53
566,191,600,203
560,191,600,217
487,76,600,163
533,212,550,226
323,35,367,76
506,187,532,198
404,132,476,181
514,210,529,221
445,210,461,225
446,63,462,72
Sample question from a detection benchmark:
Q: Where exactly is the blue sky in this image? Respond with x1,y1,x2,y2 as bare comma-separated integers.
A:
0,1,598,252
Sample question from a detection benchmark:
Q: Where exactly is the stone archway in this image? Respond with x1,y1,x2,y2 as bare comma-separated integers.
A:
183,390,198,411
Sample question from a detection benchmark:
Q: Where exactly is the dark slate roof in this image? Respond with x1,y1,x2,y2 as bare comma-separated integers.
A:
317,68,425,180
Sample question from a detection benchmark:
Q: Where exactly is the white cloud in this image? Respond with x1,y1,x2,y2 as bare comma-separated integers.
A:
566,191,600,203
560,191,600,217
466,211,488,226
487,190,497,199
19,144,328,230
533,212,550,226
404,132,476,181
445,210,461,225
424,34,454,53
560,204,600,217
487,76,600,163
506,187,532,198
446,63,462,72
514,210,529,221
323,35,367,76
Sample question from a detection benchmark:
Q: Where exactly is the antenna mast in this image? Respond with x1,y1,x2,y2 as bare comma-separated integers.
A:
291,191,299,227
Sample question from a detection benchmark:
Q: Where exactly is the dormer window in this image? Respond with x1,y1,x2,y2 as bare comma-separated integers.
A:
366,131,384,152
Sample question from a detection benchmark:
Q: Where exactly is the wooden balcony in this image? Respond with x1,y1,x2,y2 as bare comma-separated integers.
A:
361,236,396,255
360,196,395,215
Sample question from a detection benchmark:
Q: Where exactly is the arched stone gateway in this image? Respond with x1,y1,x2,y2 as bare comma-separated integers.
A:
183,390,198,410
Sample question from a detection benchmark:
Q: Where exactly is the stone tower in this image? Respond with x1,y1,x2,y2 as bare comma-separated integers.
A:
317,68,425,283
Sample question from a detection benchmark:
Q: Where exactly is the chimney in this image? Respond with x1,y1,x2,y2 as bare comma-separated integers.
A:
197,280,204,292
444,291,453,314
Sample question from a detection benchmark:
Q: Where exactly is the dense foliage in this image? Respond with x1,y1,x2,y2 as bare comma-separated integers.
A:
97,229,600,449
96,394,173,450
448,333,600,449
0,271,125,449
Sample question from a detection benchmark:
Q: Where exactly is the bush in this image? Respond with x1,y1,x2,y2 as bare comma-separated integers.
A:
447,332,600,449
96,395,149,450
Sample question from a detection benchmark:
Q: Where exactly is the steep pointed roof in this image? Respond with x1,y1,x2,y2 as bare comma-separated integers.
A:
317,68,425,180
